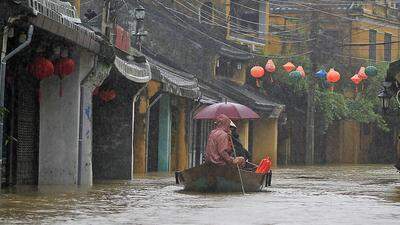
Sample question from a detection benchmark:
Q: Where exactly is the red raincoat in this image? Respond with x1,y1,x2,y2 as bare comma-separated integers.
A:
205,114,234,165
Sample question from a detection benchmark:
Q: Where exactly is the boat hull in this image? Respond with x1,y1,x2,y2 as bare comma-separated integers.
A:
176,163,271,192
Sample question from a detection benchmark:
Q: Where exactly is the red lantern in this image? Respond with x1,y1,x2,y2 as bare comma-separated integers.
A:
250,66,265,78
54,58,76,97
283,62,295,72
265,60,276,73
326,68,340,83
99,90,117,102
28,57,54,80
351,74,362,93
296,66,306,78
357,67,368,80
54,58,75,78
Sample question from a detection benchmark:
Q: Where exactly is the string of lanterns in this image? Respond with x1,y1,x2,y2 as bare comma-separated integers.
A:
250,59,378,93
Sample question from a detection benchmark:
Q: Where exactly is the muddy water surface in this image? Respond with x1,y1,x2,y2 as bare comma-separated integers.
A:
0,165,399,225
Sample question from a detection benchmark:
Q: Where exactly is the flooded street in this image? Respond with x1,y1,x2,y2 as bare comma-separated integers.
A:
0,165,399,225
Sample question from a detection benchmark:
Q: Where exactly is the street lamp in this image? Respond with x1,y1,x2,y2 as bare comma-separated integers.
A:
134,5,145,20
378,81,393,112
132,5,146,51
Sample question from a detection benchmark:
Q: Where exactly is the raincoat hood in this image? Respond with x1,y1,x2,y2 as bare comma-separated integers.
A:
215,114,231,133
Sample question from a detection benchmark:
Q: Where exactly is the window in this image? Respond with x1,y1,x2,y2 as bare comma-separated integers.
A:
369,30,377,61
229,0,260,34
384,33,392,62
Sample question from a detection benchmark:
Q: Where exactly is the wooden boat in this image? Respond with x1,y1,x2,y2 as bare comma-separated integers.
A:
175,163,272,192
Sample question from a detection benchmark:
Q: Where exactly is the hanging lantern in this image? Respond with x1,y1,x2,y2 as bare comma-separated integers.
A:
283,62,295,72
326,68,340,83
351,74,362,93
289,71,302,78
54,58,75,78
296,66,306,78
28,57,54,80
250,66,265,88
265,60,276,83
250,66,265,78
99,90,117,102
315,69,327,78
265,59,276,73
357,67,368,80
54,58,76,97
365,66,378,77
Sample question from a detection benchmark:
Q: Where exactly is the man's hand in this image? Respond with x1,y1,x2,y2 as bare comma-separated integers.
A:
233,157,245,167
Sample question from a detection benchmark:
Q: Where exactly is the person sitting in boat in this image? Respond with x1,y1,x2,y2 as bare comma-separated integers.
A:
205,114,245,167
229,121,251,161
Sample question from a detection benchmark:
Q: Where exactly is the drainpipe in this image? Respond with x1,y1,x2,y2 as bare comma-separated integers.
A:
0,25,34,187
145,92,163,172
131,83,148,177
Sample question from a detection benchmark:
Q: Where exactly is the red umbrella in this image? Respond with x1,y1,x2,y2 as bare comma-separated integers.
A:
194,102,260,120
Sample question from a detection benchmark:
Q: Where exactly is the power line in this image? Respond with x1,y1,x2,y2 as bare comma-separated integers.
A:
166,1,312,43
152,0,312,59
184,0,304,27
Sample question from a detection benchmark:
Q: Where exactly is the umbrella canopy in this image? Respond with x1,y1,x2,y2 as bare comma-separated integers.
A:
194,102,260,120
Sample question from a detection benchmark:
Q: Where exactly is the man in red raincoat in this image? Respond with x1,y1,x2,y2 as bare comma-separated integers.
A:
205,114,245,167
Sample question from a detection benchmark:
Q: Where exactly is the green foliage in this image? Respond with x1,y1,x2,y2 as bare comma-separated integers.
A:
260,57,390,131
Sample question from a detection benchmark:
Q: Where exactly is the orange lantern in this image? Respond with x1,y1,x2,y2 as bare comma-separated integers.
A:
283,62,295,72
250,66,265,78
265,59,276,73
296,66,306,78
351,74,362,93
357,67,368,80
326,68,340,83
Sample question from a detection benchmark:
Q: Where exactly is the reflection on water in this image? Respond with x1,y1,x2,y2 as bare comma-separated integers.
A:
0,165,399,225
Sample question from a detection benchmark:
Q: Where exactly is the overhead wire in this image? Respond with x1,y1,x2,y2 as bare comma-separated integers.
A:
165,3,314,44
151,0,312,59
169,1,312,43
184,0,306,27
176,0,313,42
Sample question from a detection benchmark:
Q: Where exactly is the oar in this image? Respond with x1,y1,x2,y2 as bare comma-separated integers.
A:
230,136,246,195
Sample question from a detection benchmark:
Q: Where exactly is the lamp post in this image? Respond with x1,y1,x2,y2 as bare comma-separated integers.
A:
132,5,146,51
378,81,393,113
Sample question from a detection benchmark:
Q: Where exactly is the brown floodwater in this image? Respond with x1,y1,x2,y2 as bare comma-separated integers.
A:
0,165,399,225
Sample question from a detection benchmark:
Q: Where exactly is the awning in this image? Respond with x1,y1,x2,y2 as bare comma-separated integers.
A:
114,56,152,83
148,58,201,99
24,0,102,54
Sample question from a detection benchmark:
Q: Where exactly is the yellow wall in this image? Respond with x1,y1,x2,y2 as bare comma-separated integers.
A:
252,118,278,166
176,99,188,171
326,120,371,164
133,81,161,174
269,2,400,62
236,120,249,149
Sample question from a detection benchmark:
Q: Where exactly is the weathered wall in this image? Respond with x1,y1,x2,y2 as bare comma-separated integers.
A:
252,118,278,166
39,50,92,185
326,121,371,164
139,0,219,80
92,70,141,180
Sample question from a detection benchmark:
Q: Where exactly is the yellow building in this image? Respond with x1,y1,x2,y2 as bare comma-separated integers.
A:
172,0,283,166
267,0,400,62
